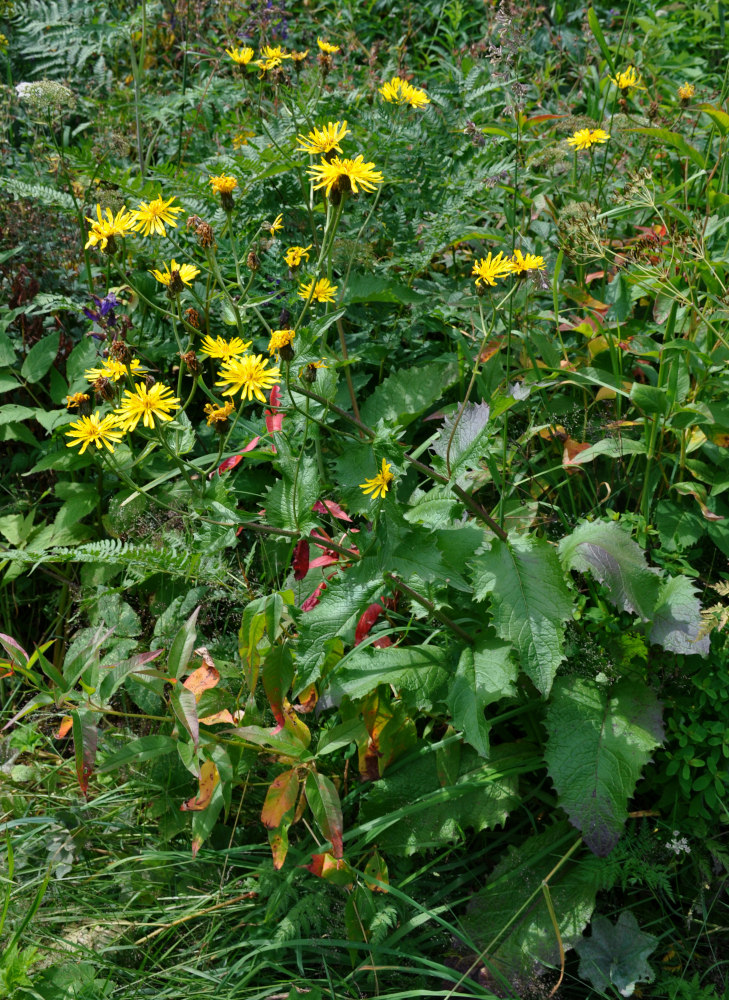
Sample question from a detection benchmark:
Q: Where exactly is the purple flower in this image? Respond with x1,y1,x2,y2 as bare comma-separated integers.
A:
83,292,119,328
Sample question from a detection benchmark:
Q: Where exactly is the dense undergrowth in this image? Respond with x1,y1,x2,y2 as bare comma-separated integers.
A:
1,1,729,997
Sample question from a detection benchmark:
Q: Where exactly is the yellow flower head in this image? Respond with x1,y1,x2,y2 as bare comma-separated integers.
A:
267,213,284,236
84,204,136,251
261,44,291,60
291,49,309,62
317,38,340,54
209,173,238,195
85,358,146,383
677,81,695,101
267,328,295,358
204,400,235,426
255,56,282,73
225,46,254,65
510,249,546,275
131,195,183,237
308,154,384,199
610,65,643,91
379,76,429,109
472,252,514,288
298,277,338,304
360,458,394,500
66,412,125,454
284,244,312,268
66,392,90,409
233,129,256,148
150,259,201,288
567,127,610,150
115,382,181,432
215,353,281,403
296,120,350,156
199,335,251,359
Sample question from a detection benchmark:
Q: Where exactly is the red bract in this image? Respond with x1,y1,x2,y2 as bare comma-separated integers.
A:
293,540,310,579
301,580,327,611
215,437,260,476
312,499,352,522
355,603,384,645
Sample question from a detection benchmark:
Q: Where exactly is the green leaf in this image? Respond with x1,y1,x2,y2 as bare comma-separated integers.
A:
360,359,459,430
170,686,199,750
544,678,663,855
344,274,425,305
655,499,705,552
470,534,574,695
575,911,657,996
20,332,60,384
167,606,200,680
559,519,662,621
628,127,705,169
0,332,17,367
650,575,709,656
587,7,617,76
327,644,449,710
430,401,493,476
305,771,344,857
448,640,518,757
462,820,603,977
265,455,319,532
357,743,526,856
698,103,729,135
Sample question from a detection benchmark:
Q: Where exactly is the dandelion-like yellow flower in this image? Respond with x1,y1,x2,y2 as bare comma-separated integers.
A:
209,173,238,195
85,358,146,383
84,204,136,251
150,259,201,287
225,46,254,65
472,252,514,288
199,335,251,359
379,76,430,109
115,382,182,432
267,213,284,235
291,49,309,62
308,155,384,199
610,65,643,90
204,400,235,426
261,44,291,60
509,250,546,275
66,412,125,454
360,458,394,500
284,244,312,268
317,38,340,54
131,195,184,237
255,56,282,73
267,328,295,358
296,120,349,155
215,354,281,403
66,392,90,409
298,277,338,304
233,129,255,148
677,81,695,101
567,127,611,150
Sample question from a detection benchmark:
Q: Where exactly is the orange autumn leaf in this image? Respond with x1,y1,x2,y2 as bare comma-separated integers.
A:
183,647,220,699
56,715,73,739
180,759,219,811
563,438,591,471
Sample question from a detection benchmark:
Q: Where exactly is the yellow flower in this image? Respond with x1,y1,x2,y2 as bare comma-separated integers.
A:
268,328,295,357
204,400,235,426
131,195,183,237
225,46,254,65
233,129,256,148
317,38,340,54
209,173,238,195
567,127,611,150
255,56,282,73
284,244,312,268
267,213,284,235
66,412,125,454
296,120,349,156
84,204,136,251
261,44,291,60
85,358,146,382
379,76,429,109
66,392,90,409
215,354,281,403
677,81,695,101
472,252,514,288
610,65,643,91
115,382,182,432
510,249,546,274
298,277,338,304
360,458,394,500
308,154,384,199
199,335,251,359
150,259,201,287
291,49,309,62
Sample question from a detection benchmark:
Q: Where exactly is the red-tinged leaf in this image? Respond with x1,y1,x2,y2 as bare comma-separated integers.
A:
563,438,591,472
71,709,98,798
262,645,294,730
525,113,565,125
309,553,340,569
216,438,260,476
305,771,344,858
56,715,73,739
265,409,284,434
180,759,219,811
199,709,236,726
302,581,327,611
282,699,312,746
305,852,353,887
269,814,294,869
355,603,384,645
364,849,390,892
170,685,199,750
0,633,29,671
312,499,352,522
183,648,220,699
296,684,318,713
293,539,310,580
269,385,282,407
261,768,300,828
372,636,393,648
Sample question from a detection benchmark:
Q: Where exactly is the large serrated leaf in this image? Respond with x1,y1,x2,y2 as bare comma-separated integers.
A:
558,519,661,620
650,575,709,656
360,358,459,429
544,678,663,855
471,534,574,695
462,821,602,979
265,455,319,532
431,401,492,476
448,640,518,757
326,644,449,710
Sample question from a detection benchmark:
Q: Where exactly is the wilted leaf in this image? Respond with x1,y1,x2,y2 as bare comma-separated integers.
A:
261,768,300,829
180,759,220,811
